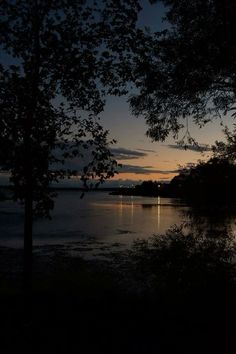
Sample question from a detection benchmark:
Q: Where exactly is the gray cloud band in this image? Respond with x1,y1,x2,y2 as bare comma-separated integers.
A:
118,164,179,175
167,144,211,152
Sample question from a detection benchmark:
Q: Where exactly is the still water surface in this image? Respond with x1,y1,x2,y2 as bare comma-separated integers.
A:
0,191,235,248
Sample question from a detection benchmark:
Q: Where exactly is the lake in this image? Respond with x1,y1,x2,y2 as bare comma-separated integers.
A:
0,190,235,249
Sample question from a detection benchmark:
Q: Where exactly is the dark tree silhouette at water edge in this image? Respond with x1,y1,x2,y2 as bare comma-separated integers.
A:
0,0,142,285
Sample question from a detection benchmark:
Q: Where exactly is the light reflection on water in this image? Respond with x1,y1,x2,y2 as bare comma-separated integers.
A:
0,191,235,248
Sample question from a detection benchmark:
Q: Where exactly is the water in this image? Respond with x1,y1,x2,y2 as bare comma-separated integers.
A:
0,191,235,248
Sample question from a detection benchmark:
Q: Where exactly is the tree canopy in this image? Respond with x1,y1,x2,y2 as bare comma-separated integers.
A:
0,0,143,275
130,0,236,141
170,157,236,202
0,0,141,217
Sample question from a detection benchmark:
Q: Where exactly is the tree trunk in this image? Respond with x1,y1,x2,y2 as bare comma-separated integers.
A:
23,187,33,291
23,186,33,331
23,0,40,291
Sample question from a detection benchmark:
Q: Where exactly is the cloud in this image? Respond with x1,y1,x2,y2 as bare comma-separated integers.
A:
51,144,176,177
167,144,212,152
52,146,148,173
136,148,157,153
118,164,179,175
110,147,147,160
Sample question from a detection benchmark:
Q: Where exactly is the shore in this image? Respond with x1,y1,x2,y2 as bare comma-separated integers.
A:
0,228,235,354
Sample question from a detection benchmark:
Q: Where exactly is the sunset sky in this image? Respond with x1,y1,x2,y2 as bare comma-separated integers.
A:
0,0,234,188
101,92,233,186
97,0,234,186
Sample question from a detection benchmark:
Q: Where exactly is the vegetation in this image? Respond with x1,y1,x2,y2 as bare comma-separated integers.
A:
113,155,236,203
129,224,236,296
1,2,236,352
110,180,165,196
0,0,142,278
169,157,236,202
213,124,236,162
0,223,235,353
130,0,236,141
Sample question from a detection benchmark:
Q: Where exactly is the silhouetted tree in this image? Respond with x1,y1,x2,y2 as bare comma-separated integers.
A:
135,180,158,196
170,157,236,202
0,0,141,280
213,124,236,162
130,0,236,141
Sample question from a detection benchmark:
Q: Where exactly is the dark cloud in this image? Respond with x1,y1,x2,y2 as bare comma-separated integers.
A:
110,147,147,160
51,145,176,177
168,144,211,152
118,164,179,175
52,147,147,173
136,148,157,153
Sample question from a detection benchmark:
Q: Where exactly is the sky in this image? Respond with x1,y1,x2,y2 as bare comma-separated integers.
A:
95,0,234,186
100,90,233,186
0,0,234,188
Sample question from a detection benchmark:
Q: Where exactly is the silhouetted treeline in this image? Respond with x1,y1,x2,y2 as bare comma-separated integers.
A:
170,158,236,203
112,158,236,204
110,181,169,197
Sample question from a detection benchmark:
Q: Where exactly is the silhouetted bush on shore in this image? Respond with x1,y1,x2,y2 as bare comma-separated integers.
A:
127,225,236,298
0,223,235,353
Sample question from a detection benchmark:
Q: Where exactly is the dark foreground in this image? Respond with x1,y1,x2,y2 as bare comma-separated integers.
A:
0,227,235,354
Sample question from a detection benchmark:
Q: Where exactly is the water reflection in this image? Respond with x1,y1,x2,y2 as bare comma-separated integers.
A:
182,205,236,236
119,195,123,221
130,196,134,225
157,196,161,230
0,191,236,247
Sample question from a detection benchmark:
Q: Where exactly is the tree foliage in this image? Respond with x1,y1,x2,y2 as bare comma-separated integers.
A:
213,124,236,163
0,0,141,217
130,0,236,141
170,157,236,202
130,224,236,296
